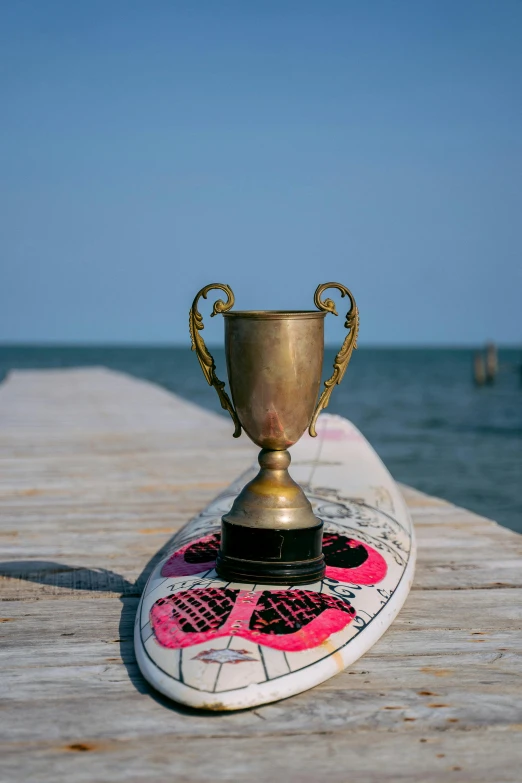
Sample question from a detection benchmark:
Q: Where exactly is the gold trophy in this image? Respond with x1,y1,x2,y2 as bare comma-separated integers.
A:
189,283,359,585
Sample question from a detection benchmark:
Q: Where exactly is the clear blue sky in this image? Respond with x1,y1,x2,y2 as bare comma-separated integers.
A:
1,0,521,345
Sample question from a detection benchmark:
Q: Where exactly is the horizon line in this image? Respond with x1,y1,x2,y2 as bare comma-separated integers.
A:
1,341,521,351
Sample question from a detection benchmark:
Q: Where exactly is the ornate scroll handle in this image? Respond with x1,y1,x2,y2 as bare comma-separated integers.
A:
309,282,359,437
189,284,242,438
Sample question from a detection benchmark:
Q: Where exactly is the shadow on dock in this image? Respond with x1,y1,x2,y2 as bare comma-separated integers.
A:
0,540,227,716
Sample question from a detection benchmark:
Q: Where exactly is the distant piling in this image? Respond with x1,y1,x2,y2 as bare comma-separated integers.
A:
485,342,498,383
474,342,498,386
474,351,486,386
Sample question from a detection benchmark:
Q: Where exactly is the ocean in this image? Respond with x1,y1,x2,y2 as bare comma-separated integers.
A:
0,345,520,533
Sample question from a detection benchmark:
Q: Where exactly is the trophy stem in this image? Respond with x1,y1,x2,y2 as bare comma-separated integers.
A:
216,449,326,585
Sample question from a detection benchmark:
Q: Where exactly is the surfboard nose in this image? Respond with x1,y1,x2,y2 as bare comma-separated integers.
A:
135,414,415,711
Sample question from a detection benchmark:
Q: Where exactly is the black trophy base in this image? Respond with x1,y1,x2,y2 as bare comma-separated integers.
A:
215,518,326,585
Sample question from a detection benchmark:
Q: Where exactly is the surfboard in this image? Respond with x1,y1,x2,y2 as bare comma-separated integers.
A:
134,413,416,710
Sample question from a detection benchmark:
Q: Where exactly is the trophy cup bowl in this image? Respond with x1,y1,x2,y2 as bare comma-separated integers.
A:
189,282,359,585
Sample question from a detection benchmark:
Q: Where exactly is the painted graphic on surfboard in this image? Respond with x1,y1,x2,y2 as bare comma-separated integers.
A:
135,414,416,710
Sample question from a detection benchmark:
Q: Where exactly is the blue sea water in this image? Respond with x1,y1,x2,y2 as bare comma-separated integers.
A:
0,345,521,533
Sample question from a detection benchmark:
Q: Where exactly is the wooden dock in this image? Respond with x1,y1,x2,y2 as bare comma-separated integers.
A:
1,367,521,782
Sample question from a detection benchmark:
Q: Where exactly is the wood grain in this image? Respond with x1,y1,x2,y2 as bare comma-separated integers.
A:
1,367,521,782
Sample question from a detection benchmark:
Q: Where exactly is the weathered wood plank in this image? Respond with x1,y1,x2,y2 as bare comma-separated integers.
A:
2,730,522,783
1,367,520,782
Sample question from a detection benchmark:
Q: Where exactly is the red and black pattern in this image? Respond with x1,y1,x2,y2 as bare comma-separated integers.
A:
249,590,355,635
153,587,239,635
322,533,368,568
161,532,221,577
151,587,357,652
161,529,387,585
184,533,221,563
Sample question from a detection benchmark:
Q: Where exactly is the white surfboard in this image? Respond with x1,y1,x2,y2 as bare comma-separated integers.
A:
134,414,416,710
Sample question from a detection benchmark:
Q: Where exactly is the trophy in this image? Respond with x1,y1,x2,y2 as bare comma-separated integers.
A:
189,283,359,585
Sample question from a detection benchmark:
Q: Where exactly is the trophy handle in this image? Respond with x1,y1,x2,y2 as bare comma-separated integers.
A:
189,283,242,438
309,282,359,437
